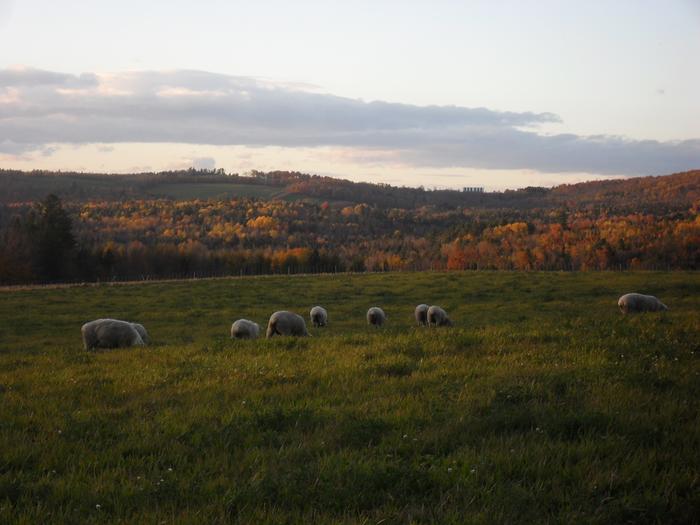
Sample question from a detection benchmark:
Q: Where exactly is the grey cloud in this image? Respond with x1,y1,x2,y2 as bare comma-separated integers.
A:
0,67,97,87
394,129,700,175
0,139,56,158
0,139,43,154
40,145,57,157
0,69,555,130
191,157,216,170
1,67,698,175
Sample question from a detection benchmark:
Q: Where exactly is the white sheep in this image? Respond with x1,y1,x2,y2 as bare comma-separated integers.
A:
415,304,429,326
266,311,310,338
618,293,668,314
131,323,149,344
310,306,328,328
367,307,387,327
230,319,260,339
427,305,453,327
81,318,146,350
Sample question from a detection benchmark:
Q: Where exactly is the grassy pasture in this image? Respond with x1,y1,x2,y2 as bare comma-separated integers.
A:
143,182,283,201
0,174,287,202
0,271,699,524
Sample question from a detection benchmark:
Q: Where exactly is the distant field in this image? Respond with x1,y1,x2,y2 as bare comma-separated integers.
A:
0,272,698,523
0,174,134,202
144,182,284,200
0,174,288,203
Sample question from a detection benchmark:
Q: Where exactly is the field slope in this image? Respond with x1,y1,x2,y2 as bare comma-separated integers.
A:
1,272,699,523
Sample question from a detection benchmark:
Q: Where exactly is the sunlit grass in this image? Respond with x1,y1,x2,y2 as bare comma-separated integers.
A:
1,271,698,523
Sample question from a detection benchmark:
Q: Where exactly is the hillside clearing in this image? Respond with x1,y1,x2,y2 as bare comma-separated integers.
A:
0,272,698,523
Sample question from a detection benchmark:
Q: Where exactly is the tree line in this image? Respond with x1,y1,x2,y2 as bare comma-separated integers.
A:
0,187,698,284
2,168,698,212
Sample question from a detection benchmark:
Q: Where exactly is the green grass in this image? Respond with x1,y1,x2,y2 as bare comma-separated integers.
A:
1,272,699,524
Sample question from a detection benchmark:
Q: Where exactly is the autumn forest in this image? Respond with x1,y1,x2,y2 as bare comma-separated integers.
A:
0,169,698,284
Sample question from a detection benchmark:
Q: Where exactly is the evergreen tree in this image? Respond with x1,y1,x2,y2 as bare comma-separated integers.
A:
31,194,76,281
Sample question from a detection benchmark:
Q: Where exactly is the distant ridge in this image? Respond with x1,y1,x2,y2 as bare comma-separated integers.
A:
0,168,698,212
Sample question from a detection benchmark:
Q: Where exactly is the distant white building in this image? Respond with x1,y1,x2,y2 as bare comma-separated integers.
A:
462,186,484,193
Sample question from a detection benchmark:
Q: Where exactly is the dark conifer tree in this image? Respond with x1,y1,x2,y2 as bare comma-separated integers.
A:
31,194,76,282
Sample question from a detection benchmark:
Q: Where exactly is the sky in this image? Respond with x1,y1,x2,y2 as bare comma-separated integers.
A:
1,0,699,190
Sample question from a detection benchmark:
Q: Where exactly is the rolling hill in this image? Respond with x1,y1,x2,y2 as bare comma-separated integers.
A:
2,168,698,213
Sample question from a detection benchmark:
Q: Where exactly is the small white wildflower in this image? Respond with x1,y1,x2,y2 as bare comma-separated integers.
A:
403,434,408,439
168,467,173,472
447,467,453,472
470,468,476,474
95,504,101,510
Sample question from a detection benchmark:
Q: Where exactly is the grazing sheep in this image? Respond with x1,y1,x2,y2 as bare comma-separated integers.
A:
230,319,260,339
310,306,328,328
81,318,146,350
427,305,453,327
415,304,429,326
266,311,310,338
131,323,149,344
367,307,387,327
618,293,668,314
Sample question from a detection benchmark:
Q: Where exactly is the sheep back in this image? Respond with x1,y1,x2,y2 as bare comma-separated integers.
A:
415,304,429,326
81,318,145,350
367,307,386,327
427,305,453,327
231,319,260,339
266,311,310,338
131,323,149,344
618,293,668,314
310,306,328,327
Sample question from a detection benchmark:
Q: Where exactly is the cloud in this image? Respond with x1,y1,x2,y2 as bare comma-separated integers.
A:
0,67,698,175
396,130,700,175
192,156,216,170
165,155,216,171
0,139,56,157
125,165,152,173
0,66,97,88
